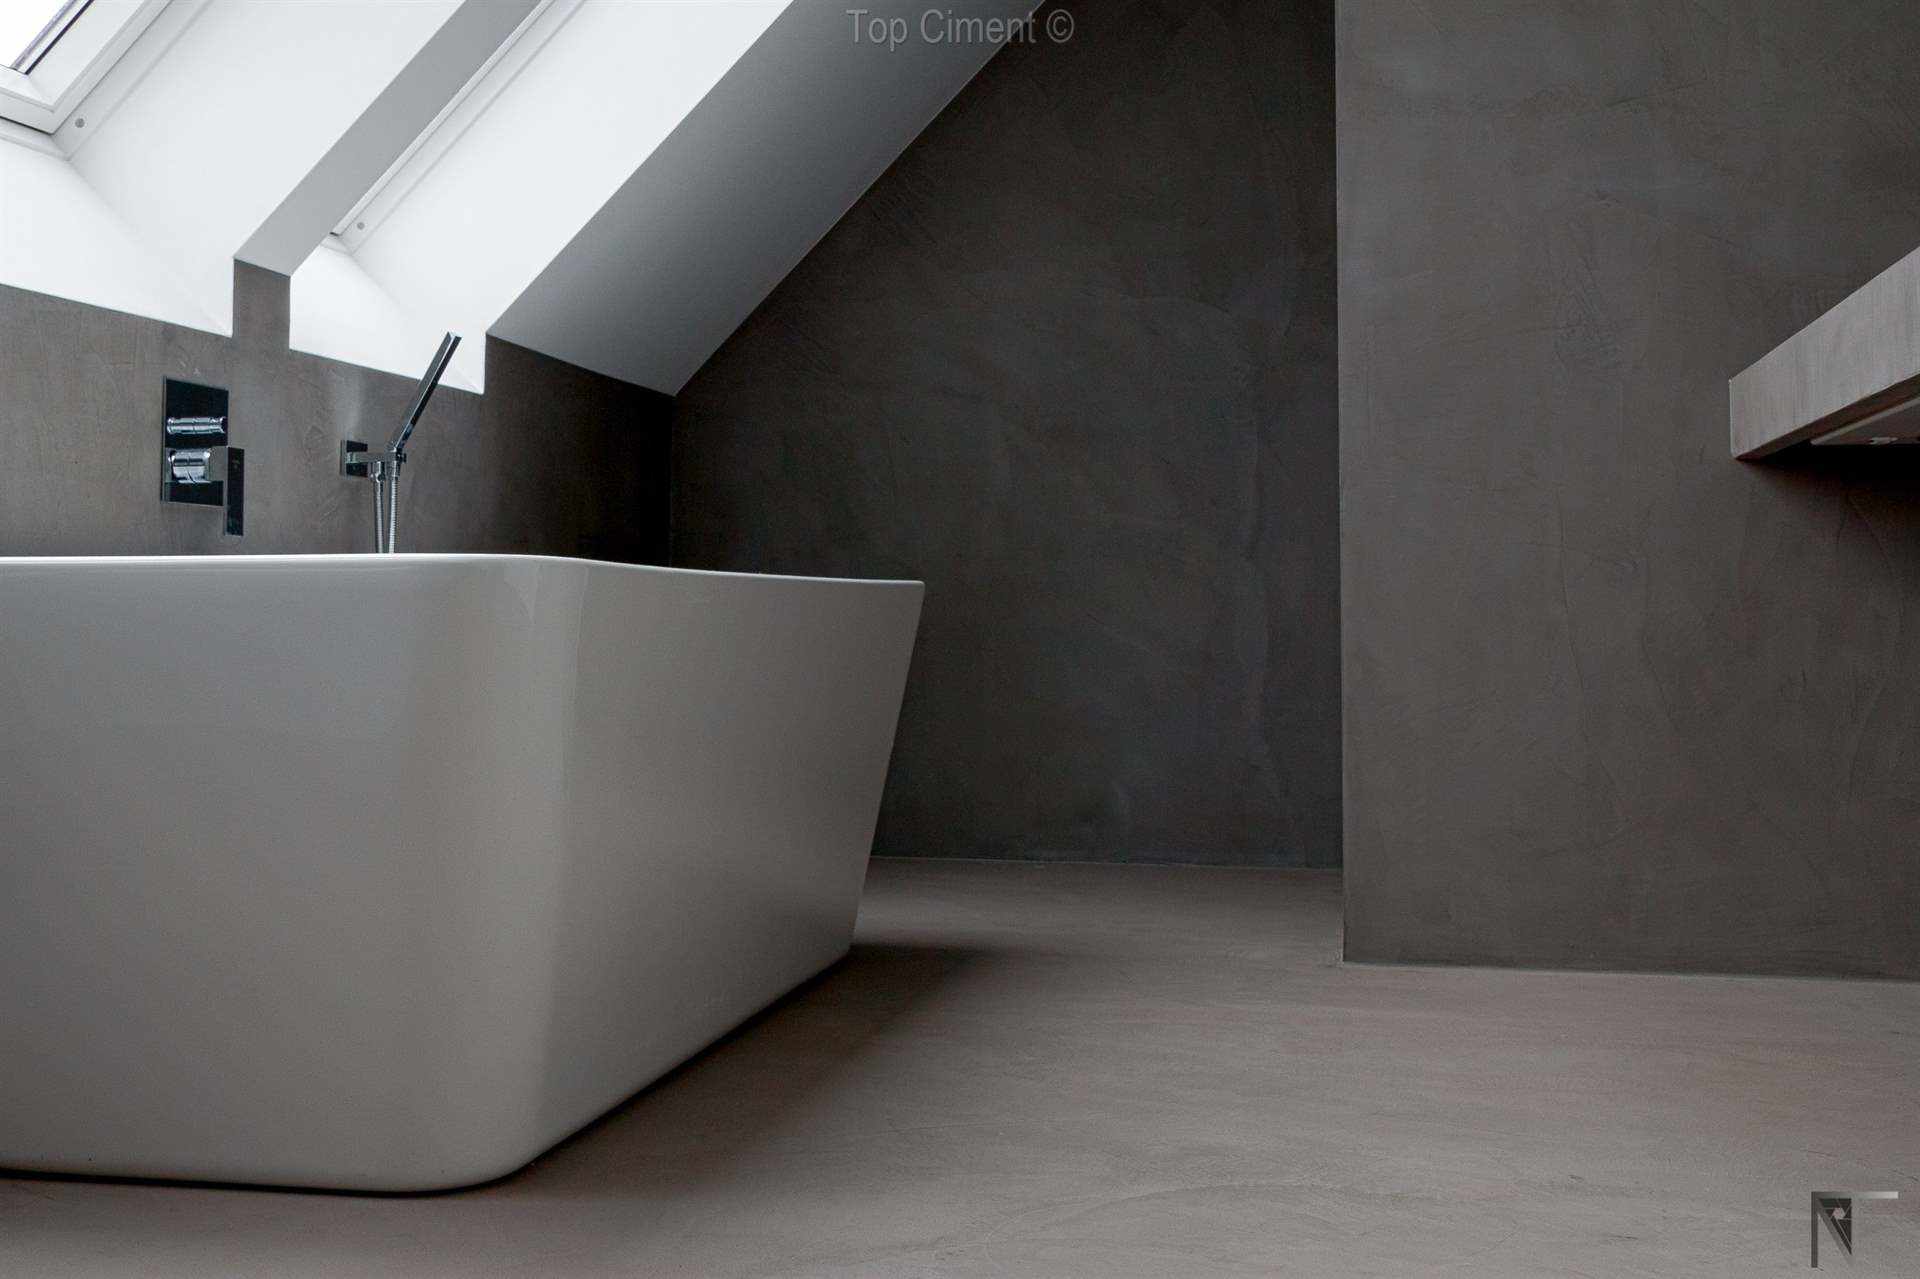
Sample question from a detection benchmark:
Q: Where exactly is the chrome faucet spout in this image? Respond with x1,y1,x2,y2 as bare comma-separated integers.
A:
340,332,462,553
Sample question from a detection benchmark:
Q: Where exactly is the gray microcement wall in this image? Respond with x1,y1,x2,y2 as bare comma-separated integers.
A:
673,0,1339,865
0,264,666,560
1340,1,1920,976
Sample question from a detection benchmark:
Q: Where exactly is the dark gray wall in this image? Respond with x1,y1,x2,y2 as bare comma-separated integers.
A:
1340,1,1920,976
0,264,666,560
673,0,1338,865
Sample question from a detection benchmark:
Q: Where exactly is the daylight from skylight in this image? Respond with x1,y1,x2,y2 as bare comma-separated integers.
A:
1,0,78,71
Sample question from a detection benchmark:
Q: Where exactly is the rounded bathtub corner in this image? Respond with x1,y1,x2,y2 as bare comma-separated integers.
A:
364,1150,545,1196
315,1129,559,1196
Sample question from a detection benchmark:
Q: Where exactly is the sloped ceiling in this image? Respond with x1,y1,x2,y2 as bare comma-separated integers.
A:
491,0,1035,395
0,0,1032,400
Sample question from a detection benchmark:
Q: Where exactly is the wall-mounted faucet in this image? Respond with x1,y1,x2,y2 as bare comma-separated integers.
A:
340,332,461,554
160,377,243,536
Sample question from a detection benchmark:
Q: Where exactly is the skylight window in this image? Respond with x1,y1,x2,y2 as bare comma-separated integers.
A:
3,0,84,72
0,0,167,134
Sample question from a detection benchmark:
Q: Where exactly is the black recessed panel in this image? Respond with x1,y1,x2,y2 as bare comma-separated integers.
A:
163,378,229,446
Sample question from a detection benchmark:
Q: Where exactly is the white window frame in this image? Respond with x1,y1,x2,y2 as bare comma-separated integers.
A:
330,0,575,252
0,0,171,134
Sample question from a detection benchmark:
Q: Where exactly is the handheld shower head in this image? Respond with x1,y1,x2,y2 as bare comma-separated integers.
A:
341,331,463,553
388,332,461,460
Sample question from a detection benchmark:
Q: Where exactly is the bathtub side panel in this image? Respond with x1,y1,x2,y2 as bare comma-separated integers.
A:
517,563,924,1146
0,558,565,1189
0,556,921,1191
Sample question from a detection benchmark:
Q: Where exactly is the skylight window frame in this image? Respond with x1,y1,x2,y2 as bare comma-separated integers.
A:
0,0,169,135
330,0,576,253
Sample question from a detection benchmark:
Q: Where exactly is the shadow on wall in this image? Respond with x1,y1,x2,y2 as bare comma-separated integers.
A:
1742,447,1920,612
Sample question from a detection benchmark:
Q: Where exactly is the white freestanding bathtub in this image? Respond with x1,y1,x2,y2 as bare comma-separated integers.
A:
0,554,921,1191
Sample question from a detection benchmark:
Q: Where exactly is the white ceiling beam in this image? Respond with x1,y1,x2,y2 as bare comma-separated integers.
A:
292,0,787,393
236,0,542,277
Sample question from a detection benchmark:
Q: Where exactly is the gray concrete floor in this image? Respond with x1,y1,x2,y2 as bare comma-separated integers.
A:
3,859,1917,1276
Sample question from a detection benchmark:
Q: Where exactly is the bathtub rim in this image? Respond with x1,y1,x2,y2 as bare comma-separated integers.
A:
0,551,924,590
